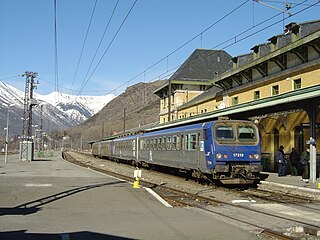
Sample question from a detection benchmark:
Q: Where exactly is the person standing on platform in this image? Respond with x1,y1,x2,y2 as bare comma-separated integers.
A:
277,145,287,177
289,147,299,176
300,147,310,183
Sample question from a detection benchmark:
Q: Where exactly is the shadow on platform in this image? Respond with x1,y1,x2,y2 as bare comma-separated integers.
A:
0,180,124,216
0,230,137,240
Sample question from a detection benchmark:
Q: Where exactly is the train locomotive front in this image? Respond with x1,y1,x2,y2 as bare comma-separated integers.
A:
202,120,262,184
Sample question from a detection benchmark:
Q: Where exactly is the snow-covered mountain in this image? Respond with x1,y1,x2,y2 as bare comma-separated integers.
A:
35,92,115,123
0,81,115,135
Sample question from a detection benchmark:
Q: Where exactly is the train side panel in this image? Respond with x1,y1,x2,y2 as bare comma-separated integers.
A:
113,135,138,162
92,142,101,157
100,140,113,158
139,124,206,171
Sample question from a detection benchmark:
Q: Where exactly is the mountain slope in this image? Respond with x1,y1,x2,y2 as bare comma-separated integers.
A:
66,80,165,145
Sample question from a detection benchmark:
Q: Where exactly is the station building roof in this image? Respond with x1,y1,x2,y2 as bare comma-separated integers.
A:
177,20,320,110
153,49,232,96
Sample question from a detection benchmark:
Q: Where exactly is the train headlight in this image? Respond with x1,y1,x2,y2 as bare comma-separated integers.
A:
216,153,222,159
223,154,228,159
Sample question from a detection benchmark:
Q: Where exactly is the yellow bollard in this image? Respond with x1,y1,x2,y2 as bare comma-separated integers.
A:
133,177,140,189
133,168,142,189
318,182,320,189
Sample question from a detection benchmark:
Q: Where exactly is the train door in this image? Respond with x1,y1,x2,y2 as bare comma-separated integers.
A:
132,139,136,157
202,123,215,170
135,137,139,161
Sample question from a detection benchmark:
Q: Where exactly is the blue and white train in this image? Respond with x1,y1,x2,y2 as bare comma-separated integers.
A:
92,120,262,184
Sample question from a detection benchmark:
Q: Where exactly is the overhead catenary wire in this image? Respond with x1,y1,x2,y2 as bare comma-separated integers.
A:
54,0,59,101
70,0,98,94
79,0,120,95
122,0,318,113
78,0,138,94
86,0,251,97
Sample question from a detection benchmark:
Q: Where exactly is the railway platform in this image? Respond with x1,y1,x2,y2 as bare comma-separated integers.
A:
258,172,320,199
0,151,265,240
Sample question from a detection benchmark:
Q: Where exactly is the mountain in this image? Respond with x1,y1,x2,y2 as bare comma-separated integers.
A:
35,92,115,123
65,80,165,147
0,81,115,136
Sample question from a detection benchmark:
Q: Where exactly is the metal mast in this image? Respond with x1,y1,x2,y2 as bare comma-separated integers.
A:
19,71,38,161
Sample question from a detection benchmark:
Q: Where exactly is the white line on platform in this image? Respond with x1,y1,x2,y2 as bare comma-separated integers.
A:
144,187,173,208
25,183,52,187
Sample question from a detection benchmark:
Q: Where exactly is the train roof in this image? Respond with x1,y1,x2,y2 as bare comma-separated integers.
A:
141,122,207,138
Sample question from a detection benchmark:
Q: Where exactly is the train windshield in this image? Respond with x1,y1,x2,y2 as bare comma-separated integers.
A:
237,125,256,141
215,125,234,140
214,122,258,143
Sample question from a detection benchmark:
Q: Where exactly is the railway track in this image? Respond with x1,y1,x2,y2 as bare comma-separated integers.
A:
62,151,320,240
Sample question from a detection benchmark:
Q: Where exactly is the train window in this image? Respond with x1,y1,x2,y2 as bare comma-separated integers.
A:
180,135,184,151
162,137,167,150
172,135,177,150
167,136,172,150
190,134,197,150
237,125,256,141
176,136,181,150
216,125,234,140
158,137,162,150
153,138,157,150
140,139,145,150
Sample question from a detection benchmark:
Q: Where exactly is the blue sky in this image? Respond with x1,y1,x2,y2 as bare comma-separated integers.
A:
0,0,319,96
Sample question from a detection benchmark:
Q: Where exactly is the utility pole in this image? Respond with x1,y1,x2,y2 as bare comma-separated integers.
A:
19,71,38,161
123,108,126,133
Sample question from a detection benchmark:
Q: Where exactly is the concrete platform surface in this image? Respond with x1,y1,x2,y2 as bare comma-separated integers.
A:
0,152,261,240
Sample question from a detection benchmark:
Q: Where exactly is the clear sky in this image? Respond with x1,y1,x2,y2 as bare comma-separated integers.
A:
0,0,319,96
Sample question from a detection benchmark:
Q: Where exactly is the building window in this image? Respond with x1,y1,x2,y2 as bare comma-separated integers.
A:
254,90,260,100
272,85,279,96
293,79,301,90
232,96,238,105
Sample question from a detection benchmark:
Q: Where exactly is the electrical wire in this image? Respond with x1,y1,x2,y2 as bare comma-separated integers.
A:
87,0,250,97
54,0,59,101
70,0,98,94
152,0,317,83
121,0,318,110
79,0,120,95
37,77,116,95
78,0,138,94
0,75,22,81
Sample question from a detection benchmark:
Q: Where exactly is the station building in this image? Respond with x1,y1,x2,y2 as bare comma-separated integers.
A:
154,20,320,174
